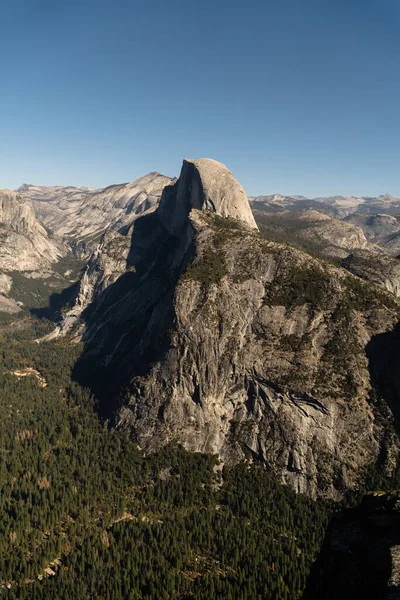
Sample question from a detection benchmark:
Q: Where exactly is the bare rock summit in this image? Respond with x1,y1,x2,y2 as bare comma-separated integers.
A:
159,158,258,234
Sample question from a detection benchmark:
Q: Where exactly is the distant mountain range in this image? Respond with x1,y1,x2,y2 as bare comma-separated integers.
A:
249,192,400,218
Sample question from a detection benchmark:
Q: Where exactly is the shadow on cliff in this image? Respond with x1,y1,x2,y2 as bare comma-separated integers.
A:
30,280,79,320
366,320,400,433
303,320,400,598
70,210,193,419
303,500,400,599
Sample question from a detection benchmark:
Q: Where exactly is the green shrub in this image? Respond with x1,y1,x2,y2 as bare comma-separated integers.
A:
183,248,228,288
265,263,332,310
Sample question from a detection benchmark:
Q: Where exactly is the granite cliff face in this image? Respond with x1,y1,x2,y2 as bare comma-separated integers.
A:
158,158,257,233
61,158,400,499
50,228,133,337
0,189,65,270
342,251,400,298
54,159,257,333
0,189,68,312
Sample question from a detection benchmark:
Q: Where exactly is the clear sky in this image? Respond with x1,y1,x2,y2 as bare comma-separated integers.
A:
1,0,399,197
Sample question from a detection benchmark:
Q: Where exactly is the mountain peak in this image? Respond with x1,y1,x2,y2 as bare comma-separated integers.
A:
158,158,258,233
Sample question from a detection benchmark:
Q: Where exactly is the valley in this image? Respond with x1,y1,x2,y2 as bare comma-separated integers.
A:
1,159,400,597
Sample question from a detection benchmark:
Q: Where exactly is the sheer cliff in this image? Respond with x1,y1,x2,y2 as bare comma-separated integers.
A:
0,189,65,270
57,158,400,499
0,189,68,312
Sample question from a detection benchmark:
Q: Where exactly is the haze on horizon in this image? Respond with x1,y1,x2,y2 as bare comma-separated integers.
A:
1,0,399,198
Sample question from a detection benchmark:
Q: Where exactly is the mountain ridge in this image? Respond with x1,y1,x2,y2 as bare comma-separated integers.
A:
48,158,400,499
17,172,174,255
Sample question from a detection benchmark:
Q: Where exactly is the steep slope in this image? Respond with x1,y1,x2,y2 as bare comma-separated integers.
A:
342,251,400,297
252,209,400,297
49,228,133,336
17,173,173,254
345,213,400,256
50,159,256,334
0,189,64,270
0,189,69,312
61,158,400,500
253,209,376,259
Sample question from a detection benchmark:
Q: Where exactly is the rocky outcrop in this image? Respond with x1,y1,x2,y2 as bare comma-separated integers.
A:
291,210,372,256
0,273,12,295
0,190,72,312
158,159,257,234
63,158,400,500
0,190,65,271
54,159,257,334
253,208,400,296
112,215,398,498
47,229,133,337
0,294,21,313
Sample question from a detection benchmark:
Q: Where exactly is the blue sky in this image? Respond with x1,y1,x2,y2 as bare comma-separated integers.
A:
0,0,399,197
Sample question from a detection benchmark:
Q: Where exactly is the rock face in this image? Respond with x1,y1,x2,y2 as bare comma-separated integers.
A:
158,159,257,234
0,190,65,271
54,159,257,332
0,294,21,314
48,229,133,337
17,173,173,253
252,209,400,297
65,158,400,499
0,189,73,312
0,272,12,295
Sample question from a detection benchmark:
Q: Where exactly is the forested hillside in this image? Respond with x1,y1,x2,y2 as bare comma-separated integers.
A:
0,315,334,599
